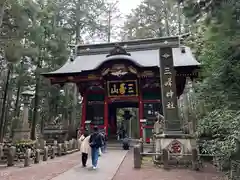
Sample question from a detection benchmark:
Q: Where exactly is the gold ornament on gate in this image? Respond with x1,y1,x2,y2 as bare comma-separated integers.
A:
119,83,126,94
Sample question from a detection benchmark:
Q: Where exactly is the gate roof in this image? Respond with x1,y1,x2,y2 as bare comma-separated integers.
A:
42,36,200,76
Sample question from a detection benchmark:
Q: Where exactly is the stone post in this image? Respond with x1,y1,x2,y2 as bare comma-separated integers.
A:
57,143,62,156
43,146,48,161
69,139,73,150
192,148,199,170
133,144,141,169
0,144,3,159
34,149,41,164
7,146,16,167
73,139,78,149
40,140,46,150
51,146,56,159
162,148,169,169
53,140,58,147
24,149,31,167
63,141,68,152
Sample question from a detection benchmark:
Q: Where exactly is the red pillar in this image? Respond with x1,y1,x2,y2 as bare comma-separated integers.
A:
104,96,108,136
139,78,143,138
81,93,86,132
139,96,143,138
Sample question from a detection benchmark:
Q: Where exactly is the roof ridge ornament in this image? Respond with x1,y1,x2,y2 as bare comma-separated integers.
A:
106,44,131,57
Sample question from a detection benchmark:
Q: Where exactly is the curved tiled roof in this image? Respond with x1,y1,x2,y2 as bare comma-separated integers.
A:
43,46,200,75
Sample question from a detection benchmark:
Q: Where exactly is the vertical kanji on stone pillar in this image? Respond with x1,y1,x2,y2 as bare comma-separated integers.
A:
159,47,181,132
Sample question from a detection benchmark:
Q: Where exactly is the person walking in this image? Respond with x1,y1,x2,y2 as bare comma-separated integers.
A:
89,126,103,169
101,130,107,153
80,132,90,167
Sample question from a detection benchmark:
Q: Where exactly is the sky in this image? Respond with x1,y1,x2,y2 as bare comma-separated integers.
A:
117,0,142,14
87,0,142,43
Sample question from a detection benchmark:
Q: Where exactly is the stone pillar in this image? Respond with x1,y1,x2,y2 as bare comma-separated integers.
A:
34,149,40,164
7,146,16,167
43,146,48,161
0,144,3,158
133,145,141,169
57,143,63,156
162,148,169,169
104,96,108,136
140,119,147,142
13,91,33,142
159,47,181,132
24,149,31,167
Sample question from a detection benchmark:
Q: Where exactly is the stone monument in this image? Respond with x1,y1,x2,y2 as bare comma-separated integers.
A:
13,90,34,142
153,46,197,164
43,115,68,143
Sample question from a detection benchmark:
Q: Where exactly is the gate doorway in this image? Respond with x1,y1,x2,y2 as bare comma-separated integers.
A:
108,101,139,140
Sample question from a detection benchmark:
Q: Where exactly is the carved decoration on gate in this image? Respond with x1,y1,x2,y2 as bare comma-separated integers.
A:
167,140,183,154
101,64,137,77
106,44,131,57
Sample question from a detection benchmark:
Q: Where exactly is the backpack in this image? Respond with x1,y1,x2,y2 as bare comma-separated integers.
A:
90,133,103,148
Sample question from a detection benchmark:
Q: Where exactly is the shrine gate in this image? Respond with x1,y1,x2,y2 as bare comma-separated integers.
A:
42,36,200,142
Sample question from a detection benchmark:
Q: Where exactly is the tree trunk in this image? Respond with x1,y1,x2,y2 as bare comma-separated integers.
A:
3,88,12,139
14,62,23,118
0,66,11,142
0,0,6,28
14,81,21,116
75,0,81,44
107,9,111,42
177,1,182,35
71,84,78,128
63,85,69,128
163,0,170,36
31,60,41,140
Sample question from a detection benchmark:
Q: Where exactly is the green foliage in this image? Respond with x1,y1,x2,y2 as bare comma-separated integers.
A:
14,140,36,154
183,0,240,166
4,41,23,63
198,109,240,157
122,0,185,40
14,139,36,145
0,0,113,141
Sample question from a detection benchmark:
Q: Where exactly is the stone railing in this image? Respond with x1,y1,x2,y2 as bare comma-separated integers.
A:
0,139,80,167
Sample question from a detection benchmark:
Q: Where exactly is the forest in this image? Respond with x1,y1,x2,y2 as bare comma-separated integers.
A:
0,0,240,168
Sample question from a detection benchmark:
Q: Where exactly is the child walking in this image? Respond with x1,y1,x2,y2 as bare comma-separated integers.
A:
80,132,90,167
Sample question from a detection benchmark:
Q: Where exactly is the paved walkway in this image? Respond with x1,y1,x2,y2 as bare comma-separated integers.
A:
0,150,226,180
51,150,127,180
0,152,83,180
113,151,226,180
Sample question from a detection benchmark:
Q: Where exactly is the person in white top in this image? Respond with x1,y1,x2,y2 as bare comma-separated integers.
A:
79,132,91,167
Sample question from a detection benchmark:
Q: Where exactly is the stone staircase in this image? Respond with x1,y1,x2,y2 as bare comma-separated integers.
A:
107,139,154,151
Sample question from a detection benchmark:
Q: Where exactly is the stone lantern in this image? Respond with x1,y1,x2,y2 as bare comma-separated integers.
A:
13,90,34,142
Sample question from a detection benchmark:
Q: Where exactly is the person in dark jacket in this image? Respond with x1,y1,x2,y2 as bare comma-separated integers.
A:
89,126,102,169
